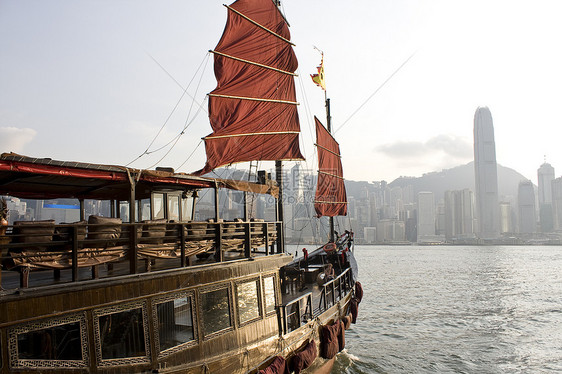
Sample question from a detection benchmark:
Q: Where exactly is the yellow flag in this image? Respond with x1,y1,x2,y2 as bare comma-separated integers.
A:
310,55,326,90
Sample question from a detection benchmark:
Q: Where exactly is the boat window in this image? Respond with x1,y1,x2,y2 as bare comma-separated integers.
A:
98,307,146,360
236,280,260,324
168,194,180,221
263,276,276,314
16,322,82,360
140,198,151,221
119,201,130,223
155,294,196,354
181,195,194,221
153,193,165,220
200,287,232,337
8,314,87,369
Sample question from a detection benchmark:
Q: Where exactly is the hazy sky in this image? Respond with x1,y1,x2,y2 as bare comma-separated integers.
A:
1,0,561,185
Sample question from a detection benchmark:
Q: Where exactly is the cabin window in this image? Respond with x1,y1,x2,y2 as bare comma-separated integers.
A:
140,198,151,221
119,201,130,223
8,313,87,369
154,294,196,354
168,194,180,221
17,322,82,360
263,276,276,315
153,193,165,220
181,195,194,221
200,287,232,337
236,279,260,324
94,303,149,366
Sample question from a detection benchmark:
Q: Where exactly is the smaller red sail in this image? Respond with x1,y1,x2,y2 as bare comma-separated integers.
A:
314,117,347,217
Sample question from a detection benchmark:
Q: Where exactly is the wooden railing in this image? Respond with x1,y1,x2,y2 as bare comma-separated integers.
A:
279,268,354,335
318,268,353,312
281,292,313,334
0,220,281,290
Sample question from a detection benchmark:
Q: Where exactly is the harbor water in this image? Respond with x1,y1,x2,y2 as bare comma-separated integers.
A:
329,245,562,373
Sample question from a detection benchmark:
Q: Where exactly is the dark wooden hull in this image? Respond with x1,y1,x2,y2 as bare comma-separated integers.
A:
0,253,354,373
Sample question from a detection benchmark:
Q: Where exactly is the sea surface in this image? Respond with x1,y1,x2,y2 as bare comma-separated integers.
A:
331,245,562,373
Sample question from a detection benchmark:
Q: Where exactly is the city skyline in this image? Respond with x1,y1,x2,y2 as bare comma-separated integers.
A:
2,1,562,183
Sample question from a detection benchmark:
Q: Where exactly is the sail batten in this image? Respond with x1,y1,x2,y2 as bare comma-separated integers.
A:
205,131,300,140
224,4,296,46
209,50,298,76
208,93,298,105
314,116,348,217
195,0,303,176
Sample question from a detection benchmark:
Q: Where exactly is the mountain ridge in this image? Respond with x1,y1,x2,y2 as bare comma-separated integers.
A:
345,162,531,203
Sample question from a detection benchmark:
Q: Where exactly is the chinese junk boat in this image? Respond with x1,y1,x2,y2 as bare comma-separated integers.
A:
0,1,360,373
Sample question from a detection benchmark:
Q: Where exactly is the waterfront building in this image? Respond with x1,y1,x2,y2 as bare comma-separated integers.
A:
499,201,513,234
376,219,405,242
552,177,562,231
435,199,445,236
364,227,376,244
417,191,435,241
517,180,536,233
537,162,555,232
473,107,500,239
444,189,475,240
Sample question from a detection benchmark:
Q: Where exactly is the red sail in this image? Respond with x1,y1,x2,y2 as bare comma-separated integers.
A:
314,117,348,217
194,0,304,175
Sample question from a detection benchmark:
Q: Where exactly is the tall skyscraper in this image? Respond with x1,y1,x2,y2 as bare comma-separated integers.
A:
537,161,555,232
473,107,500,239
552,177,562,231
517,180,536,233
417,191,435,241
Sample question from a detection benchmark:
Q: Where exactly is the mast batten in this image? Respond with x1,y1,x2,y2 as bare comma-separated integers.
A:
314,201,349,204
208,93,298,105
315,143,341,157
318,170,345,180
205,131,300,140
210,50,298,76
224,4,295,46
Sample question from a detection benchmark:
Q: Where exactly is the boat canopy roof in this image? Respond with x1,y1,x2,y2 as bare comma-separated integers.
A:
0,153,278,200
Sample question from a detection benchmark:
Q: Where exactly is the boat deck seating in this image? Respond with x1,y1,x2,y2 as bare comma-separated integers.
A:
0,217,279,288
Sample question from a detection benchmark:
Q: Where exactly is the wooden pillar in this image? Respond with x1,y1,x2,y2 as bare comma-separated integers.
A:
128,171,137,274
275,161,284,253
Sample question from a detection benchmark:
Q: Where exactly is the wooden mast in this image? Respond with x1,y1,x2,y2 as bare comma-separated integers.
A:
325,92,335,243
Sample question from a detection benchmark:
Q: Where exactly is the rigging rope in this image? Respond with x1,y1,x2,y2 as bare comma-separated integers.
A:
126,52,210,168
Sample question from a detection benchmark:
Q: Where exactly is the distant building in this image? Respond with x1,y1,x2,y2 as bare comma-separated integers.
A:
537,162,555,232
552,177,562,231
435,199,445,236
417,192,435,241
363,227,376,244
517,180,536,233
444,189,475,240
376,219,405,242
499,202,513,234
473,107,500,239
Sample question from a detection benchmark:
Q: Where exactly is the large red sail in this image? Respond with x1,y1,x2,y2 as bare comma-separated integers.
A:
314,117,347,217
194,0,304,175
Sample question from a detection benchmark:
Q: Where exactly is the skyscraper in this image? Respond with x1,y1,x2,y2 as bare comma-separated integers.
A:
417,191,435,241
517,180,536,233
537,161,555,232
552,177,562,231
444,189,475,240
473,107,500,239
